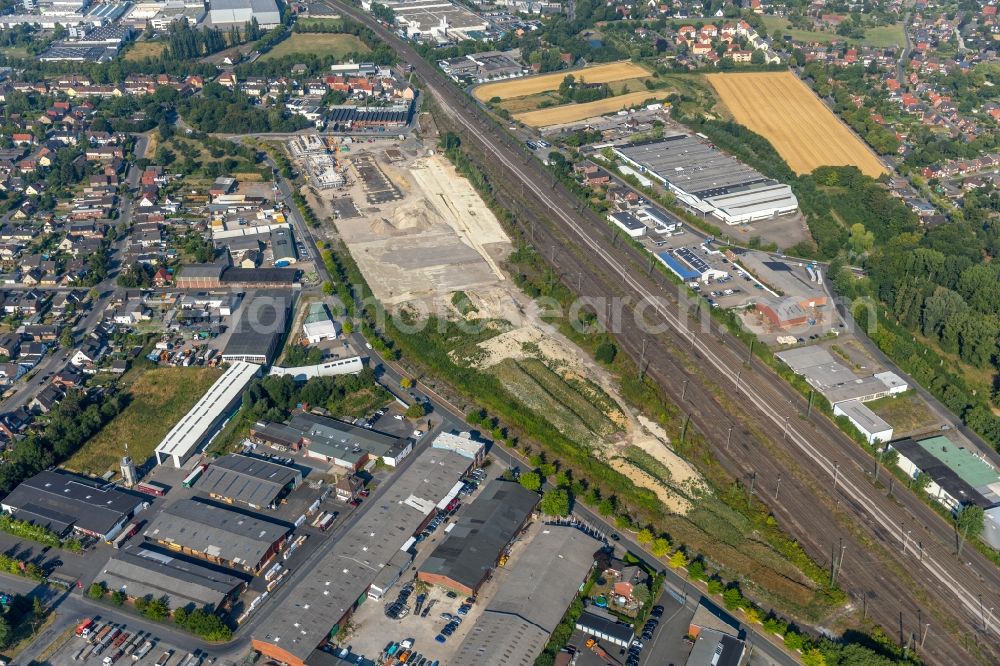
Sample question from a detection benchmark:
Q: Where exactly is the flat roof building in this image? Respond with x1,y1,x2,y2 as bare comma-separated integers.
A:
1,470,147,541
251,437,483,666
303,303,337,344
418,479,538,595
290,412,413,469
197,454,302,509
833,400,893,444
452,526,599,665
686,629,745,666
97,546,248,612
614,136,798,225
143,498,292,573
155,361,260,467
208,0,280,27
775,347,909,405
221,294,290,365
888,437,995,511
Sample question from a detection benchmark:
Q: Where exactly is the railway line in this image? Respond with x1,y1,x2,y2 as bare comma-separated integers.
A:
324,3,1000,662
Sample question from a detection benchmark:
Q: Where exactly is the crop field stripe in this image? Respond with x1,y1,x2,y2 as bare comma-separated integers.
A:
516,358,615,435
706,72,887,177
514,90,662,127
473,61,650,101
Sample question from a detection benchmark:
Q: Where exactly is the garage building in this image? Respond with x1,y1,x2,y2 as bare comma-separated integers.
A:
417,479,538,595
0,470,147,541
143,498,292,574
97,546,247,612
197,454,302,509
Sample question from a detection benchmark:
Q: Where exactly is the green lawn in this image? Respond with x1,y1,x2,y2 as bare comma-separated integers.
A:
867,391,939,435
261,33,370,61
64,367,223,475
760,16,904,47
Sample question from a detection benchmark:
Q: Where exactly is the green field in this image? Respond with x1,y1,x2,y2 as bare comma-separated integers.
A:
760,16,904,47
261,33,370,61
123,40,166,61
65,367,223,475
867,391,938,435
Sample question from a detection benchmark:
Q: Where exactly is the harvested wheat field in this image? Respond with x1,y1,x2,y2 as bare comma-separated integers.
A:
514,90,662,127
473,61,650,101
706,71,887,177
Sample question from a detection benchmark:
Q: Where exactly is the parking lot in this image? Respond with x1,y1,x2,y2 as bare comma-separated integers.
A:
47,616,216,666
331,195,362,219
345,465,516,663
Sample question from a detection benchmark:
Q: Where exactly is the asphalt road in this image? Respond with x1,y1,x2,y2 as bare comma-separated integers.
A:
316,4,1000,664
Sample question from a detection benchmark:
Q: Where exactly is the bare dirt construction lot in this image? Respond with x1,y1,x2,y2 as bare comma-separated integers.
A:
706,71,887,177
514,90,665,128
318,148,513,308
473,61,650,101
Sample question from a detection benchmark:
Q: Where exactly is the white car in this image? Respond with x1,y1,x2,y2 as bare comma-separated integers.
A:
394,414,403,420
413,429,423,437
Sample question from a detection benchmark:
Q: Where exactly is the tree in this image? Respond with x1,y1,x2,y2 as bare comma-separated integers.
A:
669,549,688,569
848,223,875,256
631,584,651,606
405,403,427,419
86,582,105,599
342,320,353,335
686,559,706,581
540,488,570,516
519,471,542,491
400,377,413,389
722,587,744,610
111,590,125,606
0,616,10,649
912,471,932,492
59,327,74,348
956,504,985,555
594,342,617,364
636,528,654,545
650,537,670,558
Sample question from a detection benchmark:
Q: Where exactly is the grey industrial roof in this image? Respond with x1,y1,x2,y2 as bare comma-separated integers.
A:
253,442,480,662
291,413,410,459
890,438,992,508
144,498,292,568
220,267,298,286
835,400,892,435
775,346,836,372
452,526,598,666
197,454,301,507
270,228,297,263
180,263,226,280
222,293,290,362
616,136,772,198
1,470,144,537
419,480,538,591
686,629,744,666
99,547,246,611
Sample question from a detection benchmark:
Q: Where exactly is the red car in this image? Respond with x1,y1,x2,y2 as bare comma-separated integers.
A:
349,498,361,507
359,489,370,498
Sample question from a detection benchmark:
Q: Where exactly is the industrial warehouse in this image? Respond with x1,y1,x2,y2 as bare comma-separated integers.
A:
251,433,484,666
143,498,292,574
96,546,248,612
613,136,799,225
221,294,292,365
0,470,147,541
417,479,539,596
154,361,260,467
452,526,599,665
195,453,302,510
250,412,413,471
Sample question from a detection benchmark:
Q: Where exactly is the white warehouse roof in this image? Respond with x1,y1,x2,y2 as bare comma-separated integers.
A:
155,362,260,467
208,0,280,26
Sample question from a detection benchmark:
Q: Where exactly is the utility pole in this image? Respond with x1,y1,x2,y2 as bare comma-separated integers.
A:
747,470,756,507
681,379,688,402
920,623,930,650
980,594,987,632
807,389,814,418
680,413,690,445
774,474,782,501
833,461,840,493
735,367,743,395
639,338,647,379
726,425,733,452
874,448,882,483
746,338,754,365
782,415,790,441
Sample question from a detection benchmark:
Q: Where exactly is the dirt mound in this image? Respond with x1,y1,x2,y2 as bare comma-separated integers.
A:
391,198,436,231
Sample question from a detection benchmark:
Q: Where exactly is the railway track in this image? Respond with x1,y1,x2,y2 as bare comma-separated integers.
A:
325,3,1000,662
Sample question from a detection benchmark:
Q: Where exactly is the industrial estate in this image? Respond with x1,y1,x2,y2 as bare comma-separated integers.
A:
0,0,995,664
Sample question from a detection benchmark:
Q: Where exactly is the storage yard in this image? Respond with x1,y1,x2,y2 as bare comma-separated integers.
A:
297,142,513,308
514,90,663,128
706,71,888,177
473,61,650,101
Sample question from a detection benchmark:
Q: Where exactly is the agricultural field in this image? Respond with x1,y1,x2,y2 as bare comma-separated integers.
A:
260,32,370,61
760,16,905,47
514,90,663,128
123,40,166,61
473,61,650,101
64,367,223,475
706,71,887,177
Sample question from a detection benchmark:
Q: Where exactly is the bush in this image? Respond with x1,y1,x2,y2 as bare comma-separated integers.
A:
405,403,427,419
594,342,617,364
86,582,105,600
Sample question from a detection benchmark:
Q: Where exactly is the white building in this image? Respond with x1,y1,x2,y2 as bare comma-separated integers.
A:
155,361,260,467
833,400,893,444
208,0,280,27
